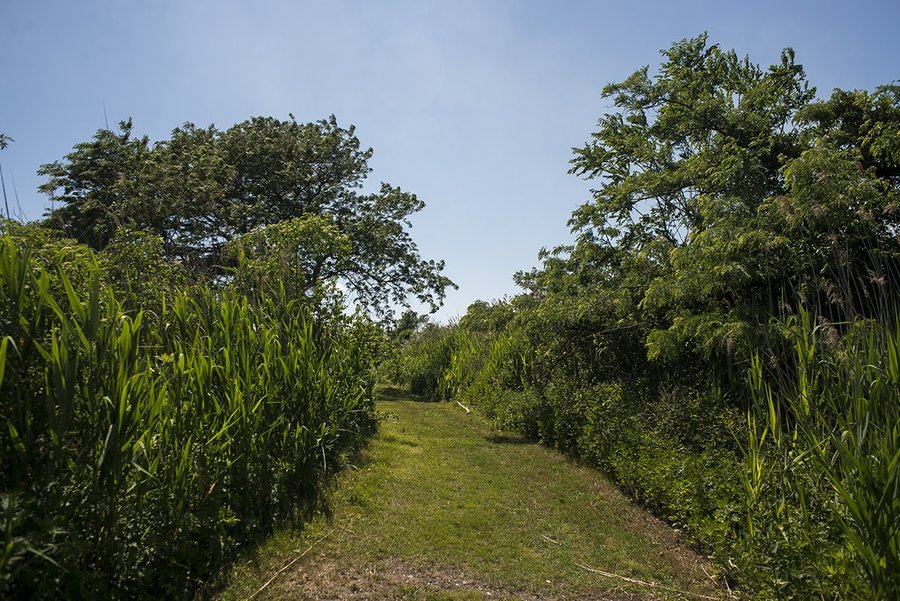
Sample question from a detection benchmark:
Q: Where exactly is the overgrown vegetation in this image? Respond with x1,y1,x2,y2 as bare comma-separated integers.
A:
4,31,897,601
1,113,449,598
0,224,378,598
390,35,900,599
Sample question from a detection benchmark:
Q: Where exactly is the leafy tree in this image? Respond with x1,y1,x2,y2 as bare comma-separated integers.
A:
563,33,818,359
570,34,813,248
139,121,235,265
391,309,429,339
550,34,900,364
100,228,188,312
458,299,516,335
227,215,352,311
39,120,151,248
40,115,454,316
641,84,900,358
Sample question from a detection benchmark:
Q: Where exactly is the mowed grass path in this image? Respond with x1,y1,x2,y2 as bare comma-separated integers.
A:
218,390,726,600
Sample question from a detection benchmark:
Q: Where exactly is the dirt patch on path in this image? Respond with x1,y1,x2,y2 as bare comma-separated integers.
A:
276,553,659,600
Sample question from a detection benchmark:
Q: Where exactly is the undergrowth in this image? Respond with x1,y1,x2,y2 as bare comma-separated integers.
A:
0,227,378,598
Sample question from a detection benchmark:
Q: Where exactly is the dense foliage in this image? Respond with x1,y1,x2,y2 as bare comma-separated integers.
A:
1,113,454,598
390,36,900,599
39,115,454,317
0,224,380,598
0,114,453,597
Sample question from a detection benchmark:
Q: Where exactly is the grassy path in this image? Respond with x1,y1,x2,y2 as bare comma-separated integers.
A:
218,390,727,600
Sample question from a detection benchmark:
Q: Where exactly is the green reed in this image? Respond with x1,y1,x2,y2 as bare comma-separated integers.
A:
0,232,376,598
744,307,900,599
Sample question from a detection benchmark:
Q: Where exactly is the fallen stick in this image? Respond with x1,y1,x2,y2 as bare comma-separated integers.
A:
455,400,471,414
247,528,335,599
700,563,724,591
574,561,730,600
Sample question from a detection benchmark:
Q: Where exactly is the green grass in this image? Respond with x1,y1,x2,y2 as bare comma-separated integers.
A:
217,389,727,600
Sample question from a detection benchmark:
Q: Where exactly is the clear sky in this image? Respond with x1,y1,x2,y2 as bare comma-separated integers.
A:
2,0,899,321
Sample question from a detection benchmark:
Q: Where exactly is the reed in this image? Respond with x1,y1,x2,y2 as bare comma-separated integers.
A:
0,231,377,598
744,307,900,598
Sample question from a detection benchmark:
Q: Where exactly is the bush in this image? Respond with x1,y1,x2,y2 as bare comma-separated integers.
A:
388,299,898,598
391,324,458,398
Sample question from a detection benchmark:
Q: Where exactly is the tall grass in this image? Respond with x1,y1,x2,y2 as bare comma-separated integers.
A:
0,231,377,598
391,324,458,398
743,308,900,599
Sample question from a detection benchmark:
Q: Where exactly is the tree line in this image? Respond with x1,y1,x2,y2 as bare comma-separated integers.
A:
388,34,900,600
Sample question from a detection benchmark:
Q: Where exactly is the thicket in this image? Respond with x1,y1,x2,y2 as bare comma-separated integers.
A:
0,224,380,598
389,36,900,599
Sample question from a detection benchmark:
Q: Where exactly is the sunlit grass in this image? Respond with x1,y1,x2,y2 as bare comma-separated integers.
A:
219,390,724,600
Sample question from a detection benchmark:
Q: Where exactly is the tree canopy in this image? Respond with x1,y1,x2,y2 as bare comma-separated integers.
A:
39,115,454,316
529,34,900,363
390,36,900,599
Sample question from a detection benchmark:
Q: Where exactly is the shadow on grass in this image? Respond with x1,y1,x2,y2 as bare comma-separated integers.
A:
377,385,438,403
200,425,375,599
485,433,532,445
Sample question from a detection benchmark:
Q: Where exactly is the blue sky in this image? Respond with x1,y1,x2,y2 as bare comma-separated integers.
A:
2,0,899,321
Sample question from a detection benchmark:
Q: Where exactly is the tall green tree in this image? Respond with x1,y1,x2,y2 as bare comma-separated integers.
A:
40,115,454,316
0,133,14,221
39,119,151,248
557,34,899,362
